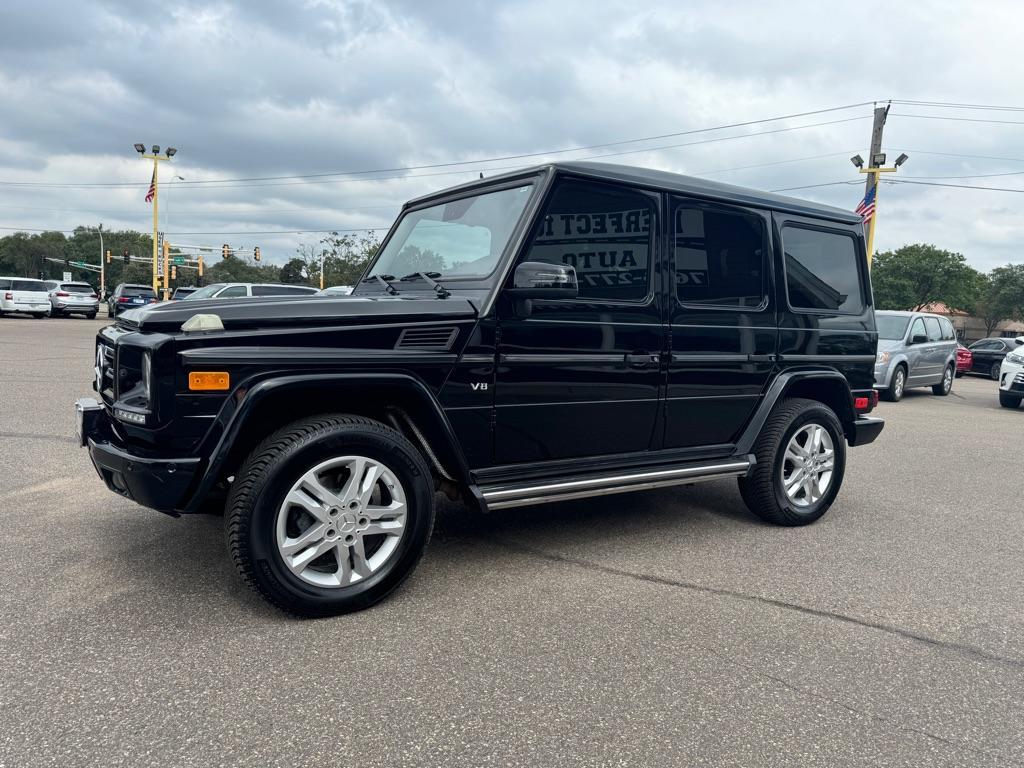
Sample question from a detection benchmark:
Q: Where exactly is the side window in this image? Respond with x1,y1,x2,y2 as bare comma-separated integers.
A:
521,180,654,302
939,318,955,341
782,226,865,313
910,318,926,341
924,317,942,342
218,285,249,298
0,279,10,290
673,202,767,308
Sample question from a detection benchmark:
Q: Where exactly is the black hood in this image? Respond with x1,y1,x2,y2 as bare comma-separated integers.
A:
118,293,481,334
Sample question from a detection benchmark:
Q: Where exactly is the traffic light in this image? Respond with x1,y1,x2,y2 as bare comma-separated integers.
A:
253,246,261,262
171,265,177,280
222,243,230,259
122,249,130,264
105,249,112,264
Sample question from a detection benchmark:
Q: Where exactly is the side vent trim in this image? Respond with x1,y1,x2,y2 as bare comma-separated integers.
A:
396,327,458,350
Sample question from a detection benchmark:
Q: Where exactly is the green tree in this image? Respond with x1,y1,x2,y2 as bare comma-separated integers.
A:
871,244,982,311
975,264,1024,336
279,257,308,284
290,231,381,288
205,254,281,284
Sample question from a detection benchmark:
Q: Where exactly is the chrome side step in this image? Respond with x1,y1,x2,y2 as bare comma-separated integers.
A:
480,458,752,511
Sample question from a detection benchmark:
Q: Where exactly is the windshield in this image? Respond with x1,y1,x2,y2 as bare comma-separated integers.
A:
877,314,911,340
368,185,533,280
183,284,226,300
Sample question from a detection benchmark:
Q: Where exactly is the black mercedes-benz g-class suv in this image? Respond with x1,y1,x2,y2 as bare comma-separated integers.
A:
76,161,883,617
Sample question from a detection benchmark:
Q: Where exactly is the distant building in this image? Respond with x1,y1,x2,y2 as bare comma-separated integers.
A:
918,302,1024,344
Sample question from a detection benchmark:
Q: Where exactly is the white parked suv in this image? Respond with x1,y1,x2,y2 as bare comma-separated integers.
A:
996,341,1024,408
0,277,51,318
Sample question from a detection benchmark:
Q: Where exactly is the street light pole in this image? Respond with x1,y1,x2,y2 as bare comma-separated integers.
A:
134,144,177,294
98,223,104,298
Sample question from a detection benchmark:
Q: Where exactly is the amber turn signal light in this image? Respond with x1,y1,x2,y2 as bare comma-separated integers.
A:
188,371,230,391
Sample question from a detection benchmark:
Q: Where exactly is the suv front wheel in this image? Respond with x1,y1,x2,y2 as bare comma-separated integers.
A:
738,398,847,526
226,414,435,617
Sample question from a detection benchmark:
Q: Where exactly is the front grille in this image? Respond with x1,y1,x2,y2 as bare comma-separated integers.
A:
395,327,458,350
95,340,116,404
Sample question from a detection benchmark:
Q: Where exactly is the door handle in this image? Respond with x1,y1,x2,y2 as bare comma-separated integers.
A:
625,353,659,368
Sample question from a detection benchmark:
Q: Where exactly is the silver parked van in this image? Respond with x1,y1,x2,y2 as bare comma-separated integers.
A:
874,310,958,401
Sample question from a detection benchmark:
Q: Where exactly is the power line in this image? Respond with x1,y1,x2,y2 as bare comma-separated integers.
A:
0,102,877,189
890,113,1024,126
770,180,860,192
890,99,1024,112
884,178,1024,193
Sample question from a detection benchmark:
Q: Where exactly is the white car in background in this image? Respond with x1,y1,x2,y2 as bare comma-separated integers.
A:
0,277,51,318
996,341,1024,408
183,282,319,300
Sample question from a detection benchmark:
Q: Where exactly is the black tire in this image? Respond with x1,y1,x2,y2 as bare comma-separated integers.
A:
86,312,97,320
738,398,847,526
990,361,1002,381
882,365,906,402
999,391,1021,409
32,313,45,319
932,364,954,396
225,414,435,617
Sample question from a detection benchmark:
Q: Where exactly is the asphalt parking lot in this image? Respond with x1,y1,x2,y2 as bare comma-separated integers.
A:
2,315,1022,767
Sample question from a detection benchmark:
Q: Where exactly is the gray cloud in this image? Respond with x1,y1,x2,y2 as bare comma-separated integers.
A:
1,0,1023,268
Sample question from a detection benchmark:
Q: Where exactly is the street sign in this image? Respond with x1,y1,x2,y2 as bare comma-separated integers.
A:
63,271,72,282
156,233,165,277
173,256,185,265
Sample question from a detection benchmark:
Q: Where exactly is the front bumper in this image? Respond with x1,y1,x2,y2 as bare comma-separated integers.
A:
873,362,892,388
999,361,1024,392
847,415,884,447
76,398,200,515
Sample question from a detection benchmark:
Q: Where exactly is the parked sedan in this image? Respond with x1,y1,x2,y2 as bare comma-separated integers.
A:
48,281,99,318
108,284,158,316
0,277,50,318
955,343,972,378
967,337,1024,380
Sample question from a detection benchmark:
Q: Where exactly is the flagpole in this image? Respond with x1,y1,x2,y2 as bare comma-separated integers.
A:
151,157,160,294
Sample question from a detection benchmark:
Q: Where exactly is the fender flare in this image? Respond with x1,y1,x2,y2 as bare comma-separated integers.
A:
184,372,472,512
734,369,855,456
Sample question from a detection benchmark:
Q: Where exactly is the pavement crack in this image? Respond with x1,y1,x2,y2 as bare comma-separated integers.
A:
489,537,1024,671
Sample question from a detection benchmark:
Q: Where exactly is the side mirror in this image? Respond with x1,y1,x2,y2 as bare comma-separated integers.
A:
910,334,927,345
507,261,578,299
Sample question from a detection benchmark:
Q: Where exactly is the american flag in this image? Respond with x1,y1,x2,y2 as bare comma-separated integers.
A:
144,168,156,203
855,185,876,222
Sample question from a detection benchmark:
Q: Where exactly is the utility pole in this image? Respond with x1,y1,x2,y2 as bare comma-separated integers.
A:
133,144,178,294
851,104,908,268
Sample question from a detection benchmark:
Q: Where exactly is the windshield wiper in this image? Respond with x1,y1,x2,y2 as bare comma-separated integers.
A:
362,274,399,295
398,271,450,299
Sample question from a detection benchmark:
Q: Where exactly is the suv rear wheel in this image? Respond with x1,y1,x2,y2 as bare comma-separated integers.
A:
226,414,435,617
738,398,847,526
932,364,954,396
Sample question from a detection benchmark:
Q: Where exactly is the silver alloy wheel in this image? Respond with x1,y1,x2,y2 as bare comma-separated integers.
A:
780,423,835,508
942,366,953,393
275,455,407,588
893,369,905,398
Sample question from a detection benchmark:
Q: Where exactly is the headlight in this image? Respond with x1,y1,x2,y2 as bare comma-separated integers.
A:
876,351,890,364
1006,351,1024,365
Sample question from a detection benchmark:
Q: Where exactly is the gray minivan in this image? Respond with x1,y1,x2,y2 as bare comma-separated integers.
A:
874,310,959,401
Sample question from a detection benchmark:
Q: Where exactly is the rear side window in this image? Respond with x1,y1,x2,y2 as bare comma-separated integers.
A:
782,226,864,313
522,179,655,302
0,279,10,289
939,317,956,341
123,286,156,298
217,285,249,298
924,317,942,341
673,202,767,308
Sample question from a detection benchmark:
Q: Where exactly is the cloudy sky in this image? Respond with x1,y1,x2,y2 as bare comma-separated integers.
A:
1,0,1022,269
